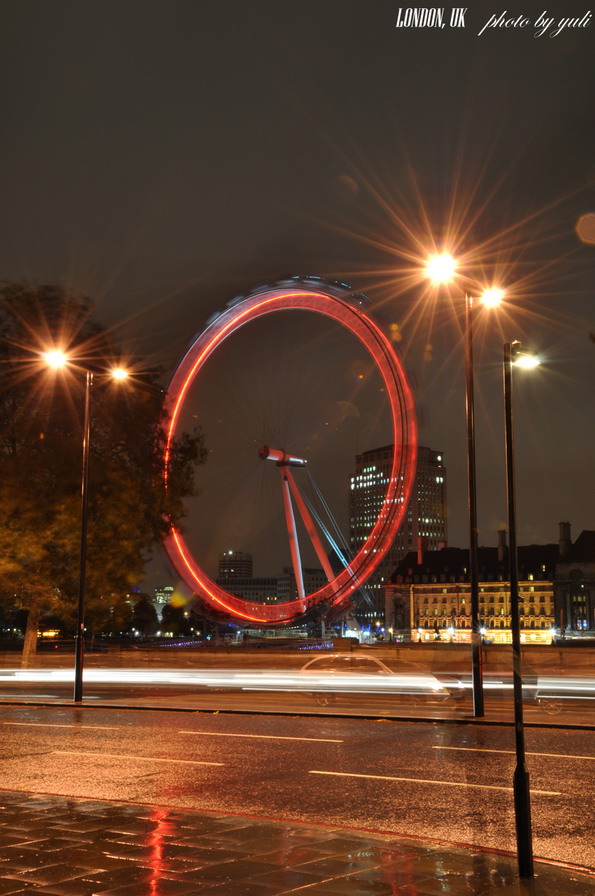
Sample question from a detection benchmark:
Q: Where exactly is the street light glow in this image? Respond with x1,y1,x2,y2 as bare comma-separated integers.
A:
481,287,505,308
425,253,457,284
110,366,129,380
42,349,69,369
514,353,541,369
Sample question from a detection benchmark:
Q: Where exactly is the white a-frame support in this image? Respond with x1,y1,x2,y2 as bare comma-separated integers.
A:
260,445,335,607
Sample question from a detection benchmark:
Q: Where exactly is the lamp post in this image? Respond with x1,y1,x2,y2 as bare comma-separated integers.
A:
426,256,504,718
73,369,98,703
503,340,539,879
43,352,128,703
464,292,484,717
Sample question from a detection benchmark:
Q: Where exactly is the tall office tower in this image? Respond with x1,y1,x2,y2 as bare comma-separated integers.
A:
349,445,447,608
218,550,253,580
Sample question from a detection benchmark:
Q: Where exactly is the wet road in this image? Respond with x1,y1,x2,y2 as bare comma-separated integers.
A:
0,704,593,869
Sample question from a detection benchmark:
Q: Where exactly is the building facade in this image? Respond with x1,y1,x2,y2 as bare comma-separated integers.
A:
387,538,558,643
153,585,174,619
218,550,254,580
215,551,327,606
276,567,329,602
349,444,447,621
554,523,595,634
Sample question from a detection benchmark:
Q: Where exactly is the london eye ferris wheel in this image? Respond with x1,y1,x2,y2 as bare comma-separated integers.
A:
163,278,417,627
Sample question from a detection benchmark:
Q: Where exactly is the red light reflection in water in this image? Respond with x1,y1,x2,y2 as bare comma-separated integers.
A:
147,807,175,895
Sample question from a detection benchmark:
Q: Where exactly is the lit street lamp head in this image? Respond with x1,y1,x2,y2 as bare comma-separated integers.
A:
42,349,69,369
480,287,505,308
511,341,541,369
41,351,130,381
513,354,541,369
425,253,457,284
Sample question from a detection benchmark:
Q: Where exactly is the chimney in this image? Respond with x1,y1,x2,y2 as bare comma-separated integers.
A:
559,521,572,559
497,529,507,563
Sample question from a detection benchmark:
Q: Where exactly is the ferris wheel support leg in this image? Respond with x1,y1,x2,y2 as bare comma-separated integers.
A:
280,468,306,609
284,467,336,583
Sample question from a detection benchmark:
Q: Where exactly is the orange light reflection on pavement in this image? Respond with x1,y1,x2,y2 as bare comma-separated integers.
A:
148,806,174,895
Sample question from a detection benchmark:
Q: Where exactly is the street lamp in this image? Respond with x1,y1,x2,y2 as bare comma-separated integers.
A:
42,351,129,703
503,340,540,879
426,255,505,718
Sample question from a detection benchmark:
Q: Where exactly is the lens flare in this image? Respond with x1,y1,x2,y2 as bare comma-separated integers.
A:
425,254,458,284
42,349,69,369
480,287,505,308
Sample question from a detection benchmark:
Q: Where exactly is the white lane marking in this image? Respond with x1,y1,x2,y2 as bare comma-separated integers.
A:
433,746,595,761
53,751,222,766
3,722,117,730
308,770,561,796
179,730,343,743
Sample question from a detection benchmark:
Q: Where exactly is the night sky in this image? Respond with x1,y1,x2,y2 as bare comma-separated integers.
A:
2,2,594,587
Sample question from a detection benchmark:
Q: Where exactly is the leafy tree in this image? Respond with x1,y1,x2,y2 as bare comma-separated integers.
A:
158,601,204,637
159,602,194,637
131,593,159,637
0,281,207,664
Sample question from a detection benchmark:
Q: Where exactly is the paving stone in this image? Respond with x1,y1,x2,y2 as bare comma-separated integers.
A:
78,868,156,889
248,866,331,890
245,844,339,867
92,880,202,896
186,859,281,883
0,791,592,896
9,840,89,855
7,865,91,886
184,884,279,896
0,851,68,872
0,881,41,896
292,875,396,894
33,881,100,896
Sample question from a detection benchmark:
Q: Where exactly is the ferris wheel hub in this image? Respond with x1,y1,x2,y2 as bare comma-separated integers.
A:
259,445,308,467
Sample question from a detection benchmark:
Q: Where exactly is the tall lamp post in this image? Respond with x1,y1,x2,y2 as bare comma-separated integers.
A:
43,352,129,703
503,340,539,879
426,255,504,718
75,368,93,703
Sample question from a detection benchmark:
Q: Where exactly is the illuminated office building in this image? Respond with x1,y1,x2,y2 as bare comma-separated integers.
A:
349,445,447,614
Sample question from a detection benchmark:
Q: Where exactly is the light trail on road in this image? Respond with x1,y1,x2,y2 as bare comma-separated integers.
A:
2,664,593,732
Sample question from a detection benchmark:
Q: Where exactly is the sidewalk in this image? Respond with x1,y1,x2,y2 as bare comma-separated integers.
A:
0,790,593,896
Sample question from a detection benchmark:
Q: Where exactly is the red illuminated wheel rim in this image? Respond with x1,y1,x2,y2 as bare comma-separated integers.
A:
163,282,417,625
